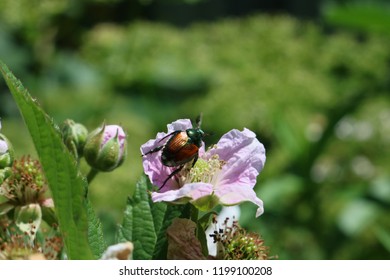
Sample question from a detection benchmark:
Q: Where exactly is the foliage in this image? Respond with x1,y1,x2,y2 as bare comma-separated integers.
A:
1,60,266,260
324,1,390,35
78,16,390,259
0,61,102,259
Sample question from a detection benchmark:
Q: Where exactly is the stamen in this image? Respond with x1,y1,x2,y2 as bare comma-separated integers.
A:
182,153,225,185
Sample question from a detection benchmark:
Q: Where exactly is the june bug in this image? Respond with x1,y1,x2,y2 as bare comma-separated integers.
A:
143,115,205,189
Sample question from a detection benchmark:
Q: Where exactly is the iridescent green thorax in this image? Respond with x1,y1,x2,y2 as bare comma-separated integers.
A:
186,128,205,148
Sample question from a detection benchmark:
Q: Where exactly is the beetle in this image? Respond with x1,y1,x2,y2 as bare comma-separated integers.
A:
143,115,205,189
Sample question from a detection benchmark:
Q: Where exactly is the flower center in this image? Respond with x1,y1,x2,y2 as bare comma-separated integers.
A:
182,154,225,185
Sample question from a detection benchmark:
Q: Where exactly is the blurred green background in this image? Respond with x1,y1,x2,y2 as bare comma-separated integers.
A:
1,0,390,259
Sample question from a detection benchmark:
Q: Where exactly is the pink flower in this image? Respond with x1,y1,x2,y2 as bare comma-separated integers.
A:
140,119,266,217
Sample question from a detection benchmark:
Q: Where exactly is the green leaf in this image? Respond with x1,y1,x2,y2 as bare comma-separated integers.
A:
375,227,390,253
117,175,156,259
337,199,380,236
86,199,107,259
324,3,390,35
0,202,14,215
117,175,185,260
0,61,99,259
41,206,58,227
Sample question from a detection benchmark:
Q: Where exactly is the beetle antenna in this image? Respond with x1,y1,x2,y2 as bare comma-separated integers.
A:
195,113,203,128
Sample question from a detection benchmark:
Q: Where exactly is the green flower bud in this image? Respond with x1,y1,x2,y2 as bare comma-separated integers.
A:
0,166,12,184
84,124,127,172
0,133,14,169
61,119,88,158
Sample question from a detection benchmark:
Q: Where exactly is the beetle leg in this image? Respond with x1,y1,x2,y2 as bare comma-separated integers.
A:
159,165,184,190
191,153,199,168
142,131,180,156
158,131,178,143
142,145,163,156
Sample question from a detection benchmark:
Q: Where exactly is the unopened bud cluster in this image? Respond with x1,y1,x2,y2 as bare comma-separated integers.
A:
0,121,14,184
61,119,88,158
61,120,127,172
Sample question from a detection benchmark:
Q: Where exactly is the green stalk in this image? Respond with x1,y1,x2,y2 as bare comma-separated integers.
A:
87,168,99,184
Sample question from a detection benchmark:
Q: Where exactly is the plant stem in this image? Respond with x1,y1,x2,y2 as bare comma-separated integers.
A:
87,168,99,184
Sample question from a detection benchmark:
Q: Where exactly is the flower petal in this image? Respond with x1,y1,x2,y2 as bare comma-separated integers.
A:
167,119,193,133
207,128,265,216
0,139,8,154
151,182,213,203
214,185,264,217
100,242,134,260
206,206,241,256
208,128,265,188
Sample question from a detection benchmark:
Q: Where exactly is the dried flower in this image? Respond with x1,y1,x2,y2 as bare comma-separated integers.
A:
0,156,49,207
0,156,53,245
209,217,269,260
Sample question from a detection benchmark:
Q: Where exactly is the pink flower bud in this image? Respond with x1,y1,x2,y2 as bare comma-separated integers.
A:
0,133,14,169
84,124,127,172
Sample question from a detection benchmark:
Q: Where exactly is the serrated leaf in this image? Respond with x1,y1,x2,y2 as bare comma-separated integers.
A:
41,206,58,227
152,203,187,259
150,201,167,236
0,61,100,259
86,199,107,259
117,175,157,260
117,175,186,260
147,178,167,236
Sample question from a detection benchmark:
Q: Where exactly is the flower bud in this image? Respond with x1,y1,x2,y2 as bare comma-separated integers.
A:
83,124,127,172
0,133,14,169
0,167,12,185
61,119,88,158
